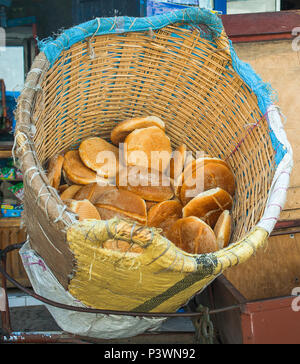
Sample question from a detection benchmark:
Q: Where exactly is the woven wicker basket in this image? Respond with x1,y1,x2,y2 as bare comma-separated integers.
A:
14,8,292,338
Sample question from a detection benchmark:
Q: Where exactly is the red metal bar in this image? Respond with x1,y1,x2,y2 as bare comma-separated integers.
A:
274,219,300,230
221,10,300,43
241,296,300,344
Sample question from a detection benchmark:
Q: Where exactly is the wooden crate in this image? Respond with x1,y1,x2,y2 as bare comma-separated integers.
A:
0,218,29,288
207,274,300,345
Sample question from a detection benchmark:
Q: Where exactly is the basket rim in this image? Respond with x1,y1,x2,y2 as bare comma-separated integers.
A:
38,7,226,67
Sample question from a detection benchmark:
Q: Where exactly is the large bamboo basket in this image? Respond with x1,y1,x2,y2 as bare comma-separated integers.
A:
14,8,293,338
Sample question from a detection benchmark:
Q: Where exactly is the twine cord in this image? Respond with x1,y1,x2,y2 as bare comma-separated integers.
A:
88,18,101,60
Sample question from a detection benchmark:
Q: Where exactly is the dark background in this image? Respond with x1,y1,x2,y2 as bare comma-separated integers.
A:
6,0,142,39
5,0,300,39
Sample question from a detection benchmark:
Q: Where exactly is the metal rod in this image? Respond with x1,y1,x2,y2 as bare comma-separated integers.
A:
271,228,300,237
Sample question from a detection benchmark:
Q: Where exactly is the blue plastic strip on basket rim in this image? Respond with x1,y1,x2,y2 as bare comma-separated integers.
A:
38,7,223,67
37,6,286,167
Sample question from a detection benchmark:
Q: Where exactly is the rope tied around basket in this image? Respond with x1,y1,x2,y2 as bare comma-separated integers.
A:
87,17,101,60
104,219,158,249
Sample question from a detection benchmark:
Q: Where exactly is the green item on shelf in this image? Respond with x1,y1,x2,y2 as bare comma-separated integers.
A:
8,182,24,201
0,167,15,180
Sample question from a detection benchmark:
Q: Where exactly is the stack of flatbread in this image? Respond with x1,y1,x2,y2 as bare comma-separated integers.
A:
47,116,235,254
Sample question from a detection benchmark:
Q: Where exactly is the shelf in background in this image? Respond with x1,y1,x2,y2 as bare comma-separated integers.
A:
0,217,22,228
0,149,12,158
0,179,23,182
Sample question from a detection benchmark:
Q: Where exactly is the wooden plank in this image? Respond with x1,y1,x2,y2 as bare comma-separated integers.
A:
283,188,300,211
224,233,300,301
280,209,300,221
0,225,29,288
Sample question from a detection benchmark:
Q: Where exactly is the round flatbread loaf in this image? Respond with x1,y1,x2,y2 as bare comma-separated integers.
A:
182,187,233,228
63,150,97,185
47,154,65,190
124,126,172,173
74,183,117,204
79,137,119,179
60,185,82,200
167,216,218,254
176,157,235,205
147,200,182,238
111,115,165,145
65,199,101,221
94,188,147,225
168,144,187,180
214,210,232,249
117,165,174,202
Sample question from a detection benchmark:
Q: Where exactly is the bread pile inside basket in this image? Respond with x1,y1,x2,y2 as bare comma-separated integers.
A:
46,115,236,255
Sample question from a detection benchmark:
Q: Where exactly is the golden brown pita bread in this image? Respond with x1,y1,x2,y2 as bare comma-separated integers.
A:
95,206,134,222
167,216,218,254
182,188,233,228
117,165,174,202
176,157,235,205
60,185,82,200
63,150,97,185
94,188,147,225
58,184,69,193
124,126,172,173
214,210,232,249
168,144,187,180
65,199,101,221
47,154,65,190
79,137,119,179
147,200,182,238
74,183,117,204
111,116,165,145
